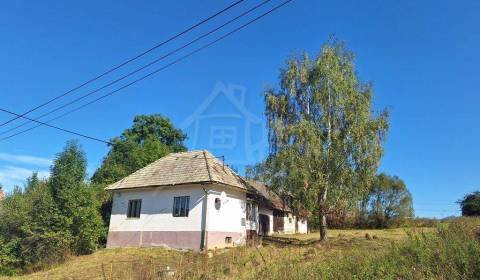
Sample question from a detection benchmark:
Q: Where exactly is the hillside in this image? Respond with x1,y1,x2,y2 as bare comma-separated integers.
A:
3,228,428,280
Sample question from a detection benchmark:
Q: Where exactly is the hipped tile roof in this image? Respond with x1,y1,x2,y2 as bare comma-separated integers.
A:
106,150,246,191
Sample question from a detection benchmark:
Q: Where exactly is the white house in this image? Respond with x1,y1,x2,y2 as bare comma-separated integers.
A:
106,150,308,251
245,179,308,236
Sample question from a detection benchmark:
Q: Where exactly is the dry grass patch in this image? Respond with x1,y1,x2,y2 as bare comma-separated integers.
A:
2,227,433,280
276,227,432,242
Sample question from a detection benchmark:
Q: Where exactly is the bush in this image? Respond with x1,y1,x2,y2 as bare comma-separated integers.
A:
20,232,71,272
0,141,105,276
459,191,480,216
0,237,21,276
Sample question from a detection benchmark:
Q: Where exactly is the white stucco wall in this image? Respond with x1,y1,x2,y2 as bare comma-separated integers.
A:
108,183,248,249
205,186,247,248
206,186,246,232
109,185,206,232
282,212,296,234
258,207,274,235
297,218,308,234
107,183,305,249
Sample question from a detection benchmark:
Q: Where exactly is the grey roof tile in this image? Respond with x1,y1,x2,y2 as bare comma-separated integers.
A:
106,150,246,190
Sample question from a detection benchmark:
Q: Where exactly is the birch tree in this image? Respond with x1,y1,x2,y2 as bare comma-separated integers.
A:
262,39,389,240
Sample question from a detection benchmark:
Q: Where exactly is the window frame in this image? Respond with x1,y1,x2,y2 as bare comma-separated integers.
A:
173,196,190,217
246,201,257,222
127,199,142,218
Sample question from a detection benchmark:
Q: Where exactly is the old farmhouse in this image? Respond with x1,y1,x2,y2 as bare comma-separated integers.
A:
106,150,308,251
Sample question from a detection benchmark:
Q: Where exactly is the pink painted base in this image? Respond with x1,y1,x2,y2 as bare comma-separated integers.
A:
107,231,244,250
207,231,244,249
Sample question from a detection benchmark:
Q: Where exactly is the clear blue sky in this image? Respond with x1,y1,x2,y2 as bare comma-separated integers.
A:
1,0,479,218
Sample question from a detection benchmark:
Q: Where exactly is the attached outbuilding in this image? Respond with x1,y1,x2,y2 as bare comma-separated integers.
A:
245,179,308,236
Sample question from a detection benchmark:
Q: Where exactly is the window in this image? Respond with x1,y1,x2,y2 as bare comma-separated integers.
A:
215,197,221,210
246,202,257,222
127,199,142,218
173,196,190,217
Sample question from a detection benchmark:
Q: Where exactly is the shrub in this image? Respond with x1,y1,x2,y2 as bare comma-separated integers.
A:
0,141,105,276
459,191,480,216
0,237,21,276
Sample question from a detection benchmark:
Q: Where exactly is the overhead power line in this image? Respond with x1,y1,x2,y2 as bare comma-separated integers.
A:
0,0,273,137
0,0,295,143
0,108,112,145
0,0,246,129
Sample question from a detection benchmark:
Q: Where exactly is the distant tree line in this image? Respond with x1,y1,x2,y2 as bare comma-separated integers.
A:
325,173,414,229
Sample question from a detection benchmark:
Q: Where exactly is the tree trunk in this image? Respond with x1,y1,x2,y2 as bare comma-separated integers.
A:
319,77,332,241
319,187,328,241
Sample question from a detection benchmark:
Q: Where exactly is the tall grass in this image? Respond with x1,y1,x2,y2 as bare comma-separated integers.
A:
84,218,480,279
6,218,479,279
256,218,480,280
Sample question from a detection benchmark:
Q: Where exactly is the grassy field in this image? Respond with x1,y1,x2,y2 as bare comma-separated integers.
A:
3,219,480,279
2,227,429,280
276,227,410,241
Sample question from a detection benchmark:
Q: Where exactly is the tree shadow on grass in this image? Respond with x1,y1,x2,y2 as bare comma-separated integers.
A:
261,236,322,247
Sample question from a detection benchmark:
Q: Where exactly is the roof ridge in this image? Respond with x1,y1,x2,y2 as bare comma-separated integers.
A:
202,150,213,182
208,155,249,189
106,155,167,189
166,150,203,156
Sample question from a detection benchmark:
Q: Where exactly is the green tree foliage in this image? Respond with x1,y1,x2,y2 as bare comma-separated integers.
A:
91,114,187,230
50,140,104,254
0,141,104,275
0,177,71,274
0,188,25,275
260,39,389,240
92,114,187,185
365,173,414,228
20,181,71,271
459,191,480,216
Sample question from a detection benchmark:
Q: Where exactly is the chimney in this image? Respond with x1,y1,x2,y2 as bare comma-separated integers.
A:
0,187,4,201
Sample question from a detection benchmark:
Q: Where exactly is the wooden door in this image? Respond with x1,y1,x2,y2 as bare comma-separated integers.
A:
273,210,284,232
259,214,270,236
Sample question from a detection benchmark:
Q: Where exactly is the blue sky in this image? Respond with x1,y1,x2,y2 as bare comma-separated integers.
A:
1,0,479,218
